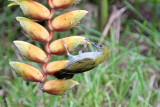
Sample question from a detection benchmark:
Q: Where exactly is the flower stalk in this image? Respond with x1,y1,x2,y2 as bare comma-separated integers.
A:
41,0,55,82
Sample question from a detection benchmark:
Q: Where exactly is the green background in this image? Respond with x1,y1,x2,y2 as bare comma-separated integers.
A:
0,0,160,106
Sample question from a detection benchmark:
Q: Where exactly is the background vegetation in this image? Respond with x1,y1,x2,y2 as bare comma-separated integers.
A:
0,0,160,106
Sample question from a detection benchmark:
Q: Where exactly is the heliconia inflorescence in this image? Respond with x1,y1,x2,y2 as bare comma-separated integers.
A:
8,0,109,95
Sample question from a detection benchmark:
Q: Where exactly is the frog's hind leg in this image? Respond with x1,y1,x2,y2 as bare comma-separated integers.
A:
78,41,88,54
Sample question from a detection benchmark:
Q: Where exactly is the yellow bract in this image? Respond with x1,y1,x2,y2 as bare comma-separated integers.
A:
51,10,88,32
9,62,43,82
14,41,47,63
42,79,79,95
8,0,50,20
49,36,90,55
46,60,69,75
16,17,49,42
52,0,79,10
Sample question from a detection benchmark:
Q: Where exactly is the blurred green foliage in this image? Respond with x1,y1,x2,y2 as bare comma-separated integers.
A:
0,0,160,107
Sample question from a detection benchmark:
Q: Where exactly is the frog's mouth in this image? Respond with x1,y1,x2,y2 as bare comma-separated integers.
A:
86,40,100,52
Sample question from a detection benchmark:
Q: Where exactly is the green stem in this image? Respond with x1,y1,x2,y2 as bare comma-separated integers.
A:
99,0,108,31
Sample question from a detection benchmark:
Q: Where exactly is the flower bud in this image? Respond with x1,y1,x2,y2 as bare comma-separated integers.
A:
52,0,80,10
14,41,47,63
42,79,79,95
49,36,91,55
46,60,69,76
9,62,43,82
16,17,49,42
8,0,50,20
51,10,88,32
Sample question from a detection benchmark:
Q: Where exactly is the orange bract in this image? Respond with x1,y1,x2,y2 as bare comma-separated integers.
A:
51,10,88,32
46,60,69,75
42,79,79,95
16,17,49,42
14,41,47,63
52,0,79,10
49,36,89,55
23,1,50,20
8,0,50,20
10,62,43,82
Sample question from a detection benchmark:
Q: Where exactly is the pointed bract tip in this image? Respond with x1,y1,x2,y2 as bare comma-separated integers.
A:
9,61,19,69
76,10,88,16
72,80,80,85
13,40,26,45
13,41,27,49
9,61,18,66
13,40,21,44
16,17,24,21
82,10,88,14
9,61,14,67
